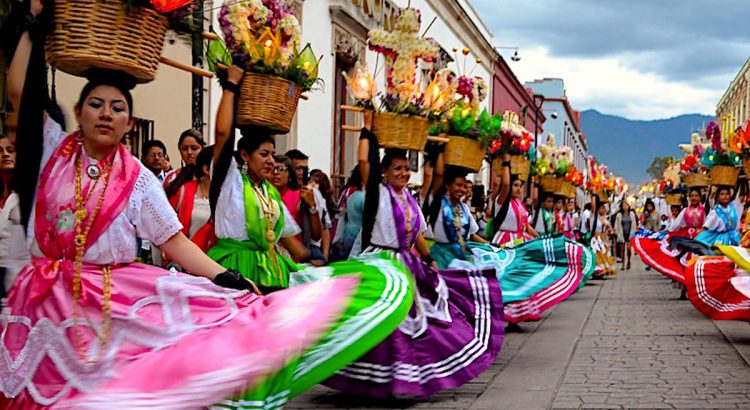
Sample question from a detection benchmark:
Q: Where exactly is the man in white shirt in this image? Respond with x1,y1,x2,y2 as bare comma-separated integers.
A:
579,203,592,235
141,139,168,182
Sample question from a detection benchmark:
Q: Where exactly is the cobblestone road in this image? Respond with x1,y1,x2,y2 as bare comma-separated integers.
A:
288,260,750,409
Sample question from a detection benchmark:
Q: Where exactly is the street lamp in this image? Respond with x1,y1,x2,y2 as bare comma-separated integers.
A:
496,46,521,62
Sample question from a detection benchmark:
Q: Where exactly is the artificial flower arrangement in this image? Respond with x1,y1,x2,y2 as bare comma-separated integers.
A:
218,0,320,91
340,6,443,150
215,0,321,132
699,121,741,168
486,110,534,160
698,120,742,187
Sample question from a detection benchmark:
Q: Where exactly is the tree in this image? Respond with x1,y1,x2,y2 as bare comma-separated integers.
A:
646,156,674,180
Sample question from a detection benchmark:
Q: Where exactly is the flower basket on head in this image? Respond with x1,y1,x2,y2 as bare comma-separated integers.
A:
373,113,429,151
682,172,708,188
709,165,740,187
563,181,577,198
540,175,563,194
665,193,683,206
219,1,320,133
236,73,301,133
510,155,531,181
444,135,484,172
46,0,169,83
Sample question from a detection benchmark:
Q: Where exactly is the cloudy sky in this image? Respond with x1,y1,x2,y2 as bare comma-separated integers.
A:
470,0,750,120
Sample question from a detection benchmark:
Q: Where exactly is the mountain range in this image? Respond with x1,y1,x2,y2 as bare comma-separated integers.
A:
580,110,715,185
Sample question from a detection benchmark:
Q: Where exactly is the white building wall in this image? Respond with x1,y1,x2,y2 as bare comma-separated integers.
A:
206,0,494,187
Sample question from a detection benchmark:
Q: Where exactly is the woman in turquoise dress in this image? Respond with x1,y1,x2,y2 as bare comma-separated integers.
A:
478,154,595,323
695,185,742,247
206,66,414,409
424,166,488,269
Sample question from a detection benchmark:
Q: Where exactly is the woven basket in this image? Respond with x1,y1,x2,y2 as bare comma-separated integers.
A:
559,181,576,198
372,112,429,151
510,155,531,181
46,0,168,83
709,165,740,187
444,136,484,172
665,193,683,206
236,73,302,133
540,175,564,194
682,172,709,188
596,188,609,203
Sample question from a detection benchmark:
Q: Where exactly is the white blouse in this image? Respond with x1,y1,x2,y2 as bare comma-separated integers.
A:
703,198,742,232
494,200,522,232
189,195,212,238
427,200,479,243
369,184,426,249
213,157,300,241
29,118,183,265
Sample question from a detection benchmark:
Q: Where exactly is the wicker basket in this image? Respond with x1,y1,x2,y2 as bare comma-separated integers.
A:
372,112,429,151
596,188,610,203
540,175,564,194
709,165,740,187
444,136,484,172
510,155,531,181
682,172,709,188
46,0,168,83
665,193,683,206
559,181,576,198
236,73,302,133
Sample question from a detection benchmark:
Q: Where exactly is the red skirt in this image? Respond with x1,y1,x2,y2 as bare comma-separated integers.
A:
684,256,750,320
631,236,689,284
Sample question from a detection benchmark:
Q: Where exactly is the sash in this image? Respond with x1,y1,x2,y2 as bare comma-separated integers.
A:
34,133,139,260
541,208,556,234
440,196,469,259
169,180,198,237
509,198,527,233
385,184,421,250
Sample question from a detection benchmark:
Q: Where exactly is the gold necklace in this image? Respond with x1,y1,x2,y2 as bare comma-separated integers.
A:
451,198,467,251
252,181,283,281
73,152,113,364
398,192,413,235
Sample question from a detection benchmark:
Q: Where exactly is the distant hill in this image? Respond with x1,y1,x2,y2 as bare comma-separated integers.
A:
580,110,715,185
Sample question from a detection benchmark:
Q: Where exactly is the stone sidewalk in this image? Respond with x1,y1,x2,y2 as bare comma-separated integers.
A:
287,260,750,409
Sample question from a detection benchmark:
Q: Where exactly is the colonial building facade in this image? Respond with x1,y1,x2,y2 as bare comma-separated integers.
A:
716,57,750,129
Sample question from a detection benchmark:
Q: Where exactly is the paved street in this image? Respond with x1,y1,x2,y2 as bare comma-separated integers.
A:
288,259,750,409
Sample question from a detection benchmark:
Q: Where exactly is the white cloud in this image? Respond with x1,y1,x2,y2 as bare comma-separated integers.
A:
505,47,722,120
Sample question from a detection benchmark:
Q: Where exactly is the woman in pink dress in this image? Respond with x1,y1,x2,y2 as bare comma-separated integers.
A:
0,3,411,408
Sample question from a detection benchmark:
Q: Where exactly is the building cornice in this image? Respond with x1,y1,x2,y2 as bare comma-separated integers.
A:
425,0,495,73
717,57,750,110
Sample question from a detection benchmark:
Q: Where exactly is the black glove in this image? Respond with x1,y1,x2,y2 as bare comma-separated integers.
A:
213,269,254,290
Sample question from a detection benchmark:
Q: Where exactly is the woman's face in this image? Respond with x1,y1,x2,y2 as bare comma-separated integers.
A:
646,203,655,213
598,206,607,216
179,136,202,166
511,180,524,199
446,177,466,202
554,198,564,211
0,137,16,172
241,142,275,181
75,85,134,155
543,197,554,211
689,190,701,206
384,158,410,190
270,161,290,190
622,202,630,213
718,189,731,205
567,201,575,212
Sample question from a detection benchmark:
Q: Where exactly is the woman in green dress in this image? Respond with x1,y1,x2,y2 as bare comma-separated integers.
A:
206,66,414,410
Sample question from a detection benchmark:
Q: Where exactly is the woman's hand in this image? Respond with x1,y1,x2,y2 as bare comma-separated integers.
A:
31,0,43,16
226,65,245,86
